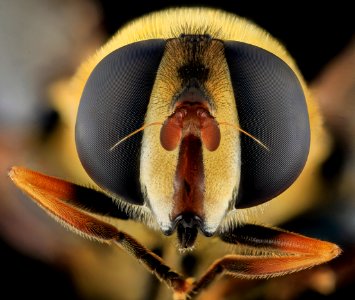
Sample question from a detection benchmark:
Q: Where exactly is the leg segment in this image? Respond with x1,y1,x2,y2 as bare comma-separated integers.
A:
188,224,341,298
219,224,341,261
9,166,187,294
9,166,129,220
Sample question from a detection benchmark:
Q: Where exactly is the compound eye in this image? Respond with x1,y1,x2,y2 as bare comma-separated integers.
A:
75,39,165,205
224,41,310,208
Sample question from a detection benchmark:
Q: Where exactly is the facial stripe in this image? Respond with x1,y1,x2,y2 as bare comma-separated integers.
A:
172,135,205,220
141,36,241,234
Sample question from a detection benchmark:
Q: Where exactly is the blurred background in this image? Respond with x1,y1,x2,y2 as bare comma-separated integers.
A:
0,0,354,299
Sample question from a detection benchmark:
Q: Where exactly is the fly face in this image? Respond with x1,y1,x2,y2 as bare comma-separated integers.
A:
75,32,310,249
9,8,340,299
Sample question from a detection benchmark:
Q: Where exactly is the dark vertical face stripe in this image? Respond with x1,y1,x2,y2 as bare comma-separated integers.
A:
75,39,166,205
224,41,310,208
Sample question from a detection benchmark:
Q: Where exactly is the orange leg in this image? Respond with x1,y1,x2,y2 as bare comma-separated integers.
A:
188,224,341,297
8,167,187,295
9,166,341,300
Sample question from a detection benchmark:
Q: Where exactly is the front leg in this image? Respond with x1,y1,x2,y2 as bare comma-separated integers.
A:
8,167,188,297
9,167,341,300
188,224,341,298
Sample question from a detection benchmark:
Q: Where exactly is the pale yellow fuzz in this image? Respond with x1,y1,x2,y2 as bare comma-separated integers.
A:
49,7,327,226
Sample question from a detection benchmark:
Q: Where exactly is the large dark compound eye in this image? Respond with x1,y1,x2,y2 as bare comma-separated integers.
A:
224,41,310,208
76,39,165,205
